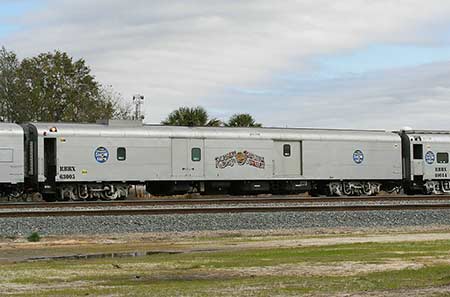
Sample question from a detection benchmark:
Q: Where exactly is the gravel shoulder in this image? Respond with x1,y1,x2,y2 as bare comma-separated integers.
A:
3,209,450,236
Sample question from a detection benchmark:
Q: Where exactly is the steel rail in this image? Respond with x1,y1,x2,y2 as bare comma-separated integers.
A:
3,203,450,218
1,195,450,209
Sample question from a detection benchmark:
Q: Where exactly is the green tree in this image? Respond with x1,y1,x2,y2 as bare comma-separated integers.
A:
0,48,129,123
0,47,19,122
226,113,262,127
162,106,222,126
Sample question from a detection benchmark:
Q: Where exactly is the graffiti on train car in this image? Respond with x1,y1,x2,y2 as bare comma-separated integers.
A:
215,150,265,169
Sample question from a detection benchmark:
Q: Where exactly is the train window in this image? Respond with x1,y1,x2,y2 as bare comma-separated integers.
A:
437,152,449,164
192,147,201,161
413,144,423,160
117,147,126,161
283,144,291,157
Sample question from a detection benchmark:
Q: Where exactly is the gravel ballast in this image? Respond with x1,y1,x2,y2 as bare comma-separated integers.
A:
2,209,450,236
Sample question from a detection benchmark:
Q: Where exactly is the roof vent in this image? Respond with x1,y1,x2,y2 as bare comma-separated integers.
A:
96,119,143,127
400,126,413,132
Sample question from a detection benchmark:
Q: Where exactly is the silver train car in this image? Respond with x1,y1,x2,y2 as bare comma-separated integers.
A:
23,121,403,200
1,120,448,201
0,123,24,197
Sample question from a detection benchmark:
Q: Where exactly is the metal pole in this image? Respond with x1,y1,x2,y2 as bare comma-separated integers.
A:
133,94,145,120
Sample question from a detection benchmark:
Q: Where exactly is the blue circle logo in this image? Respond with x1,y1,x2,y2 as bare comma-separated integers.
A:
94,147,109,163
425,151,435,164
353,150,364,164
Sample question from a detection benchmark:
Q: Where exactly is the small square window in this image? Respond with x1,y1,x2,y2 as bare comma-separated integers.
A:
437,152,448,164
117,147,126,161
192,147,201,161
283,144,291,157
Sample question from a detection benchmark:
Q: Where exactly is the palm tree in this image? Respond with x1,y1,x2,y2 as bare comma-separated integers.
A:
162,106,222,126
226,113,262,127
205,118,222,127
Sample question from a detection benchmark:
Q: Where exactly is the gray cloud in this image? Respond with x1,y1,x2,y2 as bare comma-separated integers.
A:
2,0,450,127
248,62,450,130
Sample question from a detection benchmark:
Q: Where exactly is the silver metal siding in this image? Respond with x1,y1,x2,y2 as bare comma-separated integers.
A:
0,123,24,184
406,133,450,181
31,123,402,182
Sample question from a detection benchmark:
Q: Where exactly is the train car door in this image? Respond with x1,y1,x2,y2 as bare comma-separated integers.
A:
273,141,302,176
171,138,204,177
44,138,57,189
412,143,424,177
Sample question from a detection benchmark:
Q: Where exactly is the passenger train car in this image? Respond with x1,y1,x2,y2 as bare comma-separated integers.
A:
0,120,449,201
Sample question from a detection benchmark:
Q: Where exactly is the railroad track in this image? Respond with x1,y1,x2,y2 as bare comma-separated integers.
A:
0,194,450,209
2,202,450,218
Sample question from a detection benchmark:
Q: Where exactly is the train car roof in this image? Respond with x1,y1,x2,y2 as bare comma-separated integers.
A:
402,130,450,135
0,122,24,136
29,122,401,142
402,130,450,143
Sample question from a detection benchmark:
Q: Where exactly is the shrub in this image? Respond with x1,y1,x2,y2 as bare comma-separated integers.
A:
27,232,41,242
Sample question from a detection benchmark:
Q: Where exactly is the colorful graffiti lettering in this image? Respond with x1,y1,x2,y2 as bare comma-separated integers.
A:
215,150,265,169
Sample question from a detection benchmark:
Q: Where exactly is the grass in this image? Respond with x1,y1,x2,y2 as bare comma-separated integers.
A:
127,240,450,269
4,266,450,297
26,232,41,242
1,239,450,296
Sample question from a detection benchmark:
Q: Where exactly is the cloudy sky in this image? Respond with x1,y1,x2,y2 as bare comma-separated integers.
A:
1,0,450,129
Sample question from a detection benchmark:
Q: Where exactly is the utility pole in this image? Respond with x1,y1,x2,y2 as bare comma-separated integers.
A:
133,94,145,120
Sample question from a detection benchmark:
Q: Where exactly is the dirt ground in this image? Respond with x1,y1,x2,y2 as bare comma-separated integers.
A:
2,226,450,296
2,225,450,262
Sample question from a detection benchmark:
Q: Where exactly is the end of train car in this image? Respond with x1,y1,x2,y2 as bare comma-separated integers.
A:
400,130,450,194
0,123,25,198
